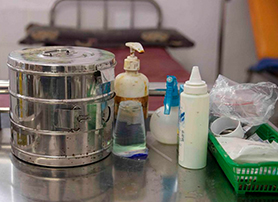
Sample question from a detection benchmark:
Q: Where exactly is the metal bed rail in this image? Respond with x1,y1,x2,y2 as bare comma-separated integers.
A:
0,80,9,95
0,80,9,129
50,0,163,30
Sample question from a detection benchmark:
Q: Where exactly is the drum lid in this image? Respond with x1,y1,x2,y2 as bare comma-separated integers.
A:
7,46,116,75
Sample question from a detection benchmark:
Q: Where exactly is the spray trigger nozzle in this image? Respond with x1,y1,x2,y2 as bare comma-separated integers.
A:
164,76,179,115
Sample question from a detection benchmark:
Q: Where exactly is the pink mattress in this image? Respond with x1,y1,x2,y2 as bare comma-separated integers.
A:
0,94,9,108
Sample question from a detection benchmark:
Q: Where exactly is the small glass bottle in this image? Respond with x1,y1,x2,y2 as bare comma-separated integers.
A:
113,100,148,159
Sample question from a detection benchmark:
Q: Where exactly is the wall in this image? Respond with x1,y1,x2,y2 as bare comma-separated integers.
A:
222,0,257,83
0,0,257,84
0,0,55,79
167,0,257,83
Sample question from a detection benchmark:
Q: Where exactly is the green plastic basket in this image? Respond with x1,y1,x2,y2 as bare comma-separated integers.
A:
208,123,278,194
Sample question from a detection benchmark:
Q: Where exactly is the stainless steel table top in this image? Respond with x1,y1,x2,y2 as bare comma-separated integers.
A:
0,113,277,202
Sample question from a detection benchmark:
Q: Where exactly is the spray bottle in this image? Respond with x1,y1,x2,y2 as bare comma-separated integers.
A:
150,76,179,144
179,66,209,169
114,42,149,119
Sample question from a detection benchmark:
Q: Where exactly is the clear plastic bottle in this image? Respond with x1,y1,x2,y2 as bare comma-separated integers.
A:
113,101,148,159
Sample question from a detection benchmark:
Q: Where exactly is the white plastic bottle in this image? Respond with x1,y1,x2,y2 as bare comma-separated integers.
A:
114,42,149,119
179,66,209,169
150,76,179,144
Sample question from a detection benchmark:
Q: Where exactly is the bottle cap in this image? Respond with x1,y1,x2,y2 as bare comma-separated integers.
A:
184,66,207,95
124,42,144,71
164,76,179,115
179,84,184,94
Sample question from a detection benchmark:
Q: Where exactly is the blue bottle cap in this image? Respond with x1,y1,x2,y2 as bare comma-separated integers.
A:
164,76,179,115
179,84,184,94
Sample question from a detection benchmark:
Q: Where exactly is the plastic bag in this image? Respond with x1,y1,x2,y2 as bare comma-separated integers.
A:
210,75,278,126
216,137,278,164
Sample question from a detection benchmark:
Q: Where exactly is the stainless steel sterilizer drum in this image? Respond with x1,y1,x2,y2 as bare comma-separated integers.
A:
8,46,116,167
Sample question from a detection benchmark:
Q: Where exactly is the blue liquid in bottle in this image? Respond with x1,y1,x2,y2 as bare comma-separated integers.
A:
113,101,148,159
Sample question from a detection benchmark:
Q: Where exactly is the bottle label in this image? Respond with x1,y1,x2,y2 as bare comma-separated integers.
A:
179,112,185,162
179,130,185,162
115,95,149,119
